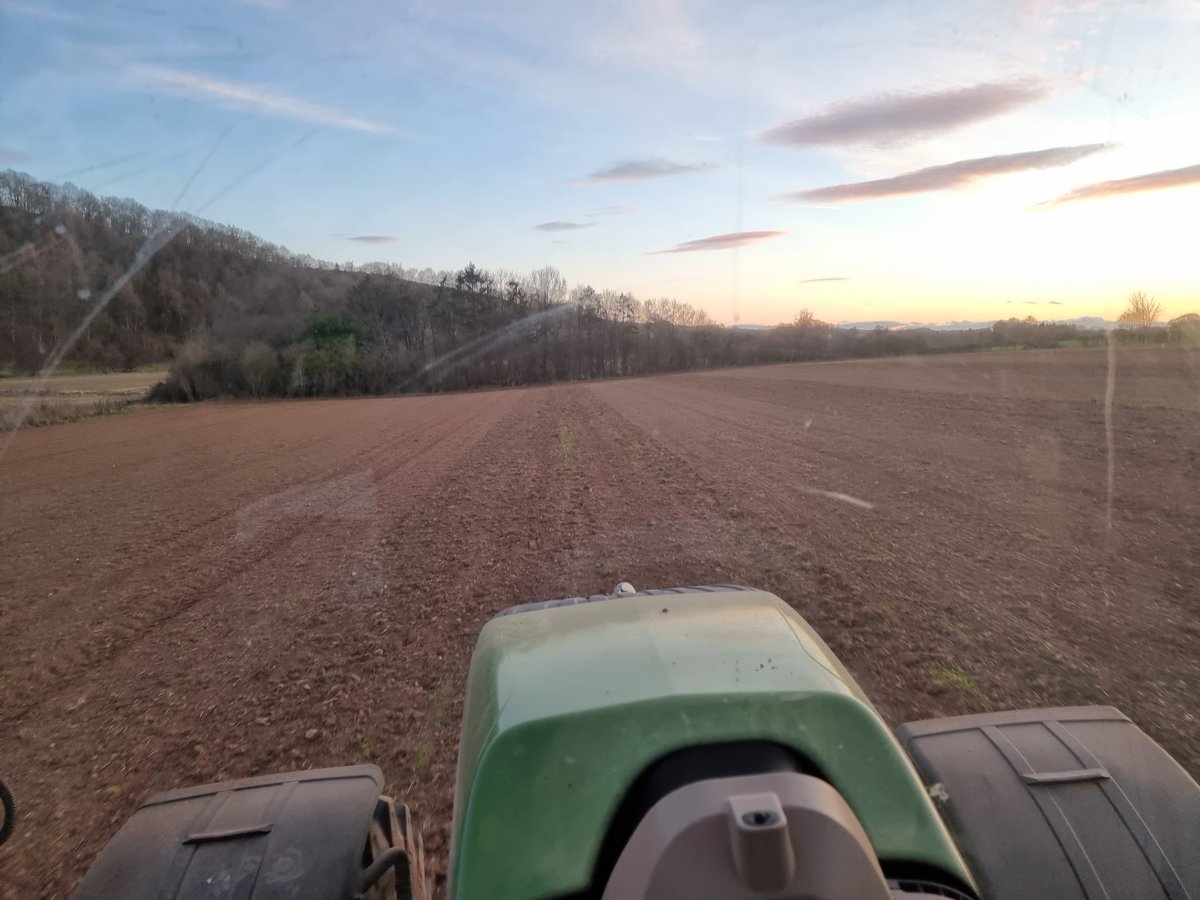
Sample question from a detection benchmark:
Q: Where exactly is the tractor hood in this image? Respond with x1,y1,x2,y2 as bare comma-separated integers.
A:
449,586,971,899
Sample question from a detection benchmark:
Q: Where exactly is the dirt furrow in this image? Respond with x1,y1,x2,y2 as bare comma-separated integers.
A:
1,348,1197,898
588,356,1200,770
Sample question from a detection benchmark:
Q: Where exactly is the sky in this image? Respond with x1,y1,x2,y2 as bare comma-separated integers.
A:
1,0,1198,326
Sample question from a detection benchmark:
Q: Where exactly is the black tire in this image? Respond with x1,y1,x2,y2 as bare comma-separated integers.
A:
0,778,15,846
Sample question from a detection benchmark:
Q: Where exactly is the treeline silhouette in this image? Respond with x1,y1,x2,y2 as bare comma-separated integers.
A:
0,169,1172,400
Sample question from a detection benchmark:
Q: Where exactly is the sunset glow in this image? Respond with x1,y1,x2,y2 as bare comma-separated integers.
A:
2,0,1197,324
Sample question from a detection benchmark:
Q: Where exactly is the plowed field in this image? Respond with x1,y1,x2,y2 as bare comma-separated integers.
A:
2,346,1198,897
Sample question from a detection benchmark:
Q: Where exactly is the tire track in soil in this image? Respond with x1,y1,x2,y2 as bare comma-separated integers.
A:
0,395,498,724
0,383,855,900
588,368,1200,774
575,382,959,723
334,384,856,895
3,352,1198,898
0,391,517,899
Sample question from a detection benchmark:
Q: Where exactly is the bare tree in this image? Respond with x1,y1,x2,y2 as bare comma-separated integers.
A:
792,308,828,329
1118,291,1162,327
525,265,568,309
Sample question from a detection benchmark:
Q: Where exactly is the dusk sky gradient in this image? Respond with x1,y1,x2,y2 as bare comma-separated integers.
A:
1,0,1197,325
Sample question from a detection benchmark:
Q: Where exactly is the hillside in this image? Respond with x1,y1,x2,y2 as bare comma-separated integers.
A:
4,170,1179,400
1,170,742,393
1,169,363,373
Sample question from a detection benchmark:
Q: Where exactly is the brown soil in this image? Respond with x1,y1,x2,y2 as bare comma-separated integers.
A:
2,346,1198,898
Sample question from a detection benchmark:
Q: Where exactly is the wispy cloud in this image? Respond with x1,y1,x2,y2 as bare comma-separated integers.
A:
533,221,595,232
784,144,1110,204
0,146,32,165
586,203,638,216
587,0,704,77
798,276,848,284
650,230,785,254
1,2,89,25
761,80,1054,147
577,158,715,184
347,235,398,244
133,66,394,134
1038,162,1200,207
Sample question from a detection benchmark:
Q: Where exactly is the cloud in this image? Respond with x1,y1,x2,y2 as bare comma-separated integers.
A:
586,203,638,216
760,80,1053,147
533,221,595,232
783,143,1110,204
347,235,398,244
586,0,705,82
0,146,32,165
1,2,88,24
650,230,785,254
133,66,394,134
1048,301,1063,305
578,158,715,184
1038,162,1200,207
798,276,848,284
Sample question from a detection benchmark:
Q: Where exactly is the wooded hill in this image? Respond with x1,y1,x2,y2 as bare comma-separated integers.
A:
5,169,1162,400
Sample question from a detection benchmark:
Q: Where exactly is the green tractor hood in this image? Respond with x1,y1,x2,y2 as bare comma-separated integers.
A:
450,586,971,898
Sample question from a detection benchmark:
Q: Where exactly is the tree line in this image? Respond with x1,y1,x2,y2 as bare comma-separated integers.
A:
2,169,1194,400
1,168,364,373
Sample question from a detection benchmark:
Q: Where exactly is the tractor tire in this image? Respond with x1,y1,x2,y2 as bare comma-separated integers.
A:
0,778,15,846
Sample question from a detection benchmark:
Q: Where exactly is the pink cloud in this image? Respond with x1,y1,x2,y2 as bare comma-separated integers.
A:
650,230,785,254
578,158,715,184
784,144,1109,204
761,80,1053,147
1039,162,1200,207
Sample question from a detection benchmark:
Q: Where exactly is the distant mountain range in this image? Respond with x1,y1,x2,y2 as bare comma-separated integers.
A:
729,317,1127,332
835,317,1123,331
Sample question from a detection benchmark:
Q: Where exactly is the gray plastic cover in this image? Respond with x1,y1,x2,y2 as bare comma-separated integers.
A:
896,706,1200,900
74,765,383,900
602,771,894,899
